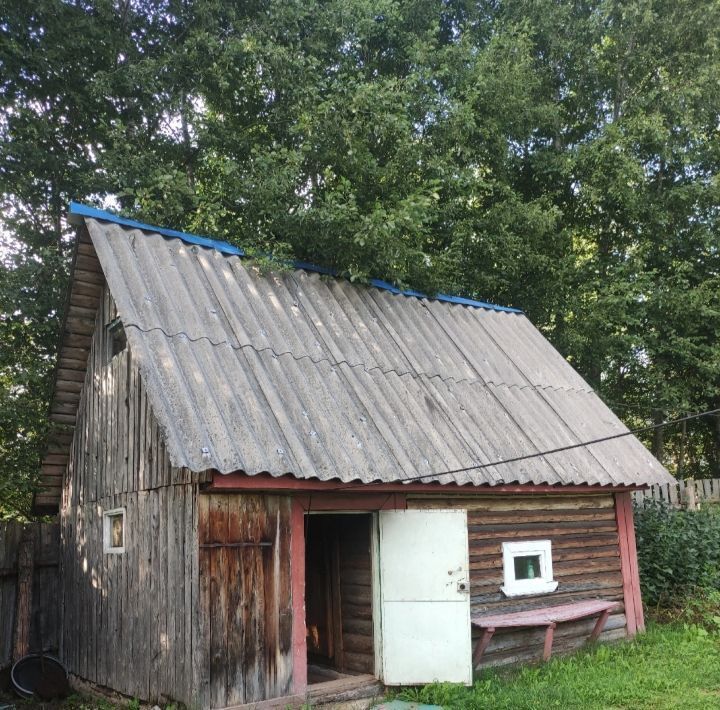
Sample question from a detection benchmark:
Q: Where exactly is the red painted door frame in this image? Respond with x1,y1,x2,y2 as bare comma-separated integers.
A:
289,493,408,694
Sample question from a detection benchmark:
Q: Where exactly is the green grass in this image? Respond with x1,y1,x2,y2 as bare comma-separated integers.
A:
396,624,720,709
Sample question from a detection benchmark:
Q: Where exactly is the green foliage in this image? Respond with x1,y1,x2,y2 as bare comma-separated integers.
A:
634,501,720,606
395,623,720,709
652,588,720,634
2,0,720,515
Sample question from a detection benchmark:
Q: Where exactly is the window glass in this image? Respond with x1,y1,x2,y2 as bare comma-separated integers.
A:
514,554,541,580
109,513,124,548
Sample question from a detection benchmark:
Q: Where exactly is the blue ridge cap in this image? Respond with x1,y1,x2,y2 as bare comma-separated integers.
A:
68,201,245,256
68,201,523,314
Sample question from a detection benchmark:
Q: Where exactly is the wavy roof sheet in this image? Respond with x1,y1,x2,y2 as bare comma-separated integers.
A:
80,212,672,488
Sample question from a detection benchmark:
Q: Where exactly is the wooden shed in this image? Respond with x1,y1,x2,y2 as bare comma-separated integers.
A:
34,202,674,708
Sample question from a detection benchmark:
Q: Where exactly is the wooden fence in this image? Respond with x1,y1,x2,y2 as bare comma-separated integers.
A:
0,521,60,669
633,478,720,509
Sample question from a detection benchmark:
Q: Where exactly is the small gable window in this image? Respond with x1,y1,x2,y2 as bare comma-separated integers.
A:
501,540,557,597
107,317,127,360
103,508,125,554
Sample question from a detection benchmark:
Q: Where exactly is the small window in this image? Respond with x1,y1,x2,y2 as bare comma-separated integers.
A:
107,318,127,360
103,508,125,554
501,540,557,597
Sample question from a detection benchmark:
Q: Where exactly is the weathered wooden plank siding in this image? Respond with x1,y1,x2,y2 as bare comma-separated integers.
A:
61,487,198,704
198,493,293,708
0,521,60,669
60,286,203,705
408,494,626,667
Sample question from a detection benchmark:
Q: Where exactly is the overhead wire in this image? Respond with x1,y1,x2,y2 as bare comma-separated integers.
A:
331,407,720,490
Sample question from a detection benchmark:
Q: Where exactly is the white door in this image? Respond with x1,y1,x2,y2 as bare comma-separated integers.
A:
377,509,472,685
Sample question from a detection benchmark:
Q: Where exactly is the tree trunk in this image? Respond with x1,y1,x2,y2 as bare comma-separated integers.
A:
13,525,34,661
651,409,664,464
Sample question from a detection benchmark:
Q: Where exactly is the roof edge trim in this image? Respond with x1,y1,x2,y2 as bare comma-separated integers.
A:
68,201,523,314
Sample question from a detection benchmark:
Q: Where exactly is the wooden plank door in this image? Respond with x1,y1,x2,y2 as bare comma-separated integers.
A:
378,509,472,685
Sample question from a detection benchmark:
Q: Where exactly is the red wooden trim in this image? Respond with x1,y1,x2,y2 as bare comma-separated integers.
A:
290,499,307,694
589,609,611,642
615,491,643,636
295,493,406,511
208,471,640,496
542,623,556,661
472,628,495,669
622,492,645,632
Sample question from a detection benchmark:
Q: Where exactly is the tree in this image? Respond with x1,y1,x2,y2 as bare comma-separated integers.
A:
1,0,719,516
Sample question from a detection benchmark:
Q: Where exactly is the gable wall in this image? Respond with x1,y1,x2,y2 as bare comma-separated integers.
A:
60,287,207,705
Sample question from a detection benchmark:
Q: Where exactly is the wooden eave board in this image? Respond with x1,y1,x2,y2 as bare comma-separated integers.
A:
34,227,104,513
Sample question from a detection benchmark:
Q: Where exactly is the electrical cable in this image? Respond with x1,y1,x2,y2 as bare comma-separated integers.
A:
331,407,720,489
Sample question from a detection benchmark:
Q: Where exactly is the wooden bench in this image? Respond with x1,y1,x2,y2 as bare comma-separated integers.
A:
471,599,620,668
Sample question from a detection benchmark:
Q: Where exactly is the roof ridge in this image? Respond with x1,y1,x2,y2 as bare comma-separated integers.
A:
68,201,523,314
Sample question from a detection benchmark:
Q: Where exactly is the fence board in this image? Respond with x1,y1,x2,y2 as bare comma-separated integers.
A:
633,479,720,508
0,521,60,669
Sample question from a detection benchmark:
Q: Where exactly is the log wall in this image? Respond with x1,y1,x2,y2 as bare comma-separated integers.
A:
198,493,294,708
408,493,627,667
60,287,203,705
338,516,374,675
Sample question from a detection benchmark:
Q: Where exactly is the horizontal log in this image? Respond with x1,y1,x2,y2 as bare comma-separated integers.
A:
469,533,620,556
58,332,93,349
468,509,616,525
52,390,82,404
58,357,89,371
64,317,96,335
69,281,102,298
341,587,372,607
409,495,615,511
69,292,99,310
49,413,77,425
42,454,69,466
75,254,101,272
59,346,90,361
67,303,98,320
472,589,624,614
340,568,372,586
342,618,373,637
74,268,104,286
51,402,80,416
471,584,624,606
341,652,374,675
479,613,627,655
342,633,374,655
480,627,627,669
469,521,617,539
55,380,84,394
553,558,620,576
340,602,372,621
470,546,619,571
76,241,96,256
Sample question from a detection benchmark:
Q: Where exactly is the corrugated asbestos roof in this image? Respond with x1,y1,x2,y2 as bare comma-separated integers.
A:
76,207,672,488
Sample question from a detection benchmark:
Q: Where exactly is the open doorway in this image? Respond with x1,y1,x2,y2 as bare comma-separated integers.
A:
305,513,374,684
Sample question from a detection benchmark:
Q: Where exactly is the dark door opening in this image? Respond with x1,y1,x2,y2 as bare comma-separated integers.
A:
305,513,374,684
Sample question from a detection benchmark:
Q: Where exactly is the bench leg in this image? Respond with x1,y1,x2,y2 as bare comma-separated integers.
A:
542,623,556,662
473,627,495,669
589,609,611,643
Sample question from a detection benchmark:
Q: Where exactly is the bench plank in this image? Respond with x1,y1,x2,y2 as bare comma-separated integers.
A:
471,599,619,668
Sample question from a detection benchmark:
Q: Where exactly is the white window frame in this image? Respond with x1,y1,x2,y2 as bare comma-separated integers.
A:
103,508,126,554
501,540,557,597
